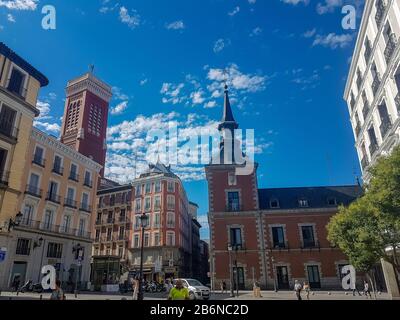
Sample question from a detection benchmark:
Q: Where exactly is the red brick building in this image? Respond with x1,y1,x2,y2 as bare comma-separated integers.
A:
206,86,362,290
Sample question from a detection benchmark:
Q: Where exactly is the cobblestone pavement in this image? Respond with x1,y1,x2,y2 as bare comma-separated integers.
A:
0,290,390,300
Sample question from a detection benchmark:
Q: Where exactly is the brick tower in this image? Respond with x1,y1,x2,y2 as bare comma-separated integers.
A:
60,71,112,176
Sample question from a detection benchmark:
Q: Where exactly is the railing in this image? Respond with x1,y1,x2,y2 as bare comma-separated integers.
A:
95,219,102,225
64,198,77,209
0,123,19,142
68,172,79,182
271,241,290,251
384,34,397,64
369,142,378,157
25,185,42,198
84,179,93,188
118,216,129,223
16,220,91,239
46,192,61,204
106,217,115,224
380,118,392,138
80,203,92,213
32,156,45,167
300,240,320,250
226,204,242,212
0,171,10,187
52,165,64,176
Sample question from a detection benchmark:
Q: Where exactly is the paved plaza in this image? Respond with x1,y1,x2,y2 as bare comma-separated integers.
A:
0,290,391,301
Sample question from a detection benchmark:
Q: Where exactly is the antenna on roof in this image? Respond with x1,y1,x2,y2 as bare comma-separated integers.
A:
89,64,95,74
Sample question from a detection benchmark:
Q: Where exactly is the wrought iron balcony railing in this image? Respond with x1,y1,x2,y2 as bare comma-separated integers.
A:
0,124,19,142
64,198,77,209
46,192,61,204
25,185,42,198
32,156,45,167
0,171,10,188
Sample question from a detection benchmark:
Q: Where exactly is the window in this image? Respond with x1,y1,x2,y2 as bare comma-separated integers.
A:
70,163,78,180
110,194,115,206
153,212,160,228
16,238,30,255
82,193,89,210
43,210,53,230
29,173,40,190
167,195,175,210
118,245,124,257
144,233,150,247
107,228,112,241
134,234,140,248
228,172,237,186
135,198,141,213
144,197,151,212
47,243,63,259
95,229,100,242
301,226,316,248
22,204,34,226
227,191,240,211
327,198,337,206
0,105,17,138
135,216,141,230
119,226,125,239
7,67,26,97
154,233,160,246
62,215,71,233
270,199,279,209
53,155,63,174
84,171,92,187
33,146,44,166
135,185,142,196
166,232,175,246
272,227,285,248
78,219,85,236
155,181,161,193
298,199,309,208
230,228,242,247
167,181,175,193
66,187,75,207
145,183,151,194
167,212,175,228
154,195,161,210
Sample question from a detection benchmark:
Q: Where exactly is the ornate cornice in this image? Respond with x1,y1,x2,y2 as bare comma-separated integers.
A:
66,73,112,102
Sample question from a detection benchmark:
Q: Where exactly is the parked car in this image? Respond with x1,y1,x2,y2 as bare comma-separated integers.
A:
173,278,210,300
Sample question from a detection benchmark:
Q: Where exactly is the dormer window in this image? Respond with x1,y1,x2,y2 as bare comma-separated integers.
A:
327,198,337,206
270,199,279,209
7,67,26,98
298,199,309,208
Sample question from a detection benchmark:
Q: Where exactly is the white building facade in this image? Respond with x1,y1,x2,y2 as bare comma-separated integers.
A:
344,0,400,182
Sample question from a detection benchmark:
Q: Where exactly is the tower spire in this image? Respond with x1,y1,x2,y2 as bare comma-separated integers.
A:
218,84,239,132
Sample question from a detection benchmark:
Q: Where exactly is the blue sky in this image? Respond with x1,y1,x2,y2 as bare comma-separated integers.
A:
0,0,364,239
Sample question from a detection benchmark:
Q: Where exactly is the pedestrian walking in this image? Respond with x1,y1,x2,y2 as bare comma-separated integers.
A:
168,279,189,300
50,280,65,300
294,280,302,301
253,281,262,298
303,281,310,300
221,280,227,294
364,281,372,299
132,276,139,300
12,275,20,295
165,279,173,295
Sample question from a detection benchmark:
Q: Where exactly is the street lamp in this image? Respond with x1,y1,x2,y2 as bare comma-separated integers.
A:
271,256,277,292
33,237,44,250
72,243,84,298
138,213,149,301
8,212,23,231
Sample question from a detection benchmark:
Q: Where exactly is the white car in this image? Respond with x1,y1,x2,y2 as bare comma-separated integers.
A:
174,278,210,300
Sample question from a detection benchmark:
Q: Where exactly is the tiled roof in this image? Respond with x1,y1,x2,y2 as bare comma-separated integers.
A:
258,185,362,210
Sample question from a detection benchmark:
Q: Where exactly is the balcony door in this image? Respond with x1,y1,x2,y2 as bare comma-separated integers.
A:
0,105,17,137
0,148,7,178
307,265,321,289
276,266,290,289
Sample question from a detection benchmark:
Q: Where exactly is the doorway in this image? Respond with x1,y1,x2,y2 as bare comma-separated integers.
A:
307,265,321,289
276,266,290,289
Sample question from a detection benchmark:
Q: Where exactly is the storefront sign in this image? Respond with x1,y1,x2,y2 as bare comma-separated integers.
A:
164,267,176,274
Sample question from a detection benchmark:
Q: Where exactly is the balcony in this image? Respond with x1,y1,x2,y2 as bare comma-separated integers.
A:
301,240,320,250
380,118,392,138
32,156,45,168
384,34,397,65
84,179,93,188
118,215,129,223
369,142,378,157
25,185,42,198
52,165,64,176
270,241,290,251
46,192,61,204
371,76,381,96
0,171,9,188
361,157,369,171
116,234,128,241
105,217,115,224
0,124,19,143
16,220,91,239
95,219,103,226
64,198,77,209
68,172,79,182
79,203,92,213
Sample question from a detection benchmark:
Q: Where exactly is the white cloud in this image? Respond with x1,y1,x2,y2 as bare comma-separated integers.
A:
160,83,185,104
112,86,129,100
111,101,129,115
119,6,140,29
280,0,310,5
0,0,38,10
228,6,240,16
33,122,61,133
312,33,354,49
7,13,15,22
248,0,256,4
140,78,148,86
204,101,217,108
249,27,262,37
213,38,229,53
34,99,61,134
316,0,342,14
165,20,185,30
190,90,205,105
303,28,316,38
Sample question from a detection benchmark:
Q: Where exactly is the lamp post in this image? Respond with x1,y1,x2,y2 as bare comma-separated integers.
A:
271,256,277,292
72,243,84,298
233,245,239,297
8,212,23,231
138,213,148,301
227,245,234,297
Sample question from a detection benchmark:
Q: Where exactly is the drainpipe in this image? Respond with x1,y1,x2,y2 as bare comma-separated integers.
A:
257,211,268,289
